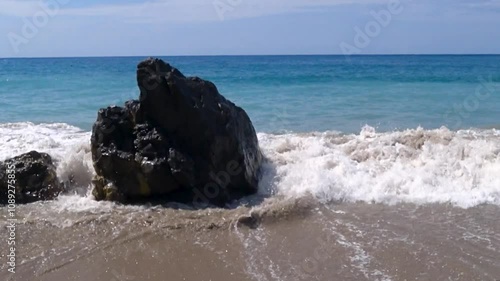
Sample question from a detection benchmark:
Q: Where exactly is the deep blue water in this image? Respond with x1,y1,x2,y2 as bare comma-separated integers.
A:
0,55,499,133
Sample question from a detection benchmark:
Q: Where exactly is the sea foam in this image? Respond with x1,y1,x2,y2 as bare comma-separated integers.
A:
258,126,500,208
1,123,500,208
0,122,94,189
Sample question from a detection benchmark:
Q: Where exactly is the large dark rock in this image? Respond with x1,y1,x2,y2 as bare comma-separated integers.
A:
0,151,63,204
91,58,262,206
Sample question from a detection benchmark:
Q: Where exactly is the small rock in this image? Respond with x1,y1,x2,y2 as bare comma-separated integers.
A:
0,151,63,204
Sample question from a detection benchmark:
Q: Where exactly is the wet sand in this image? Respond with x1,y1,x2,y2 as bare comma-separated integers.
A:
1,197,500,281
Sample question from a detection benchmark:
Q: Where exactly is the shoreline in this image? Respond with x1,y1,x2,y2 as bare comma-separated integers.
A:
1,199,499,281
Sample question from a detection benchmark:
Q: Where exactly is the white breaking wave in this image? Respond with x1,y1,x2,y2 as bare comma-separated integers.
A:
0,122,94,188
1,123,500,208
258,126,500,208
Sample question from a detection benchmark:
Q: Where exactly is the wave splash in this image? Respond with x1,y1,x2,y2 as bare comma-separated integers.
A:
259,126,500,208
0,122,94,190
1,123,500,208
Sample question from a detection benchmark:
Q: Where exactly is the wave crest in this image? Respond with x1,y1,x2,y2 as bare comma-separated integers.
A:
2,123,500,208
258,126,500,208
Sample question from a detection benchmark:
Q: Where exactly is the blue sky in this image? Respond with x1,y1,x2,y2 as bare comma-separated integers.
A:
0,0,499,57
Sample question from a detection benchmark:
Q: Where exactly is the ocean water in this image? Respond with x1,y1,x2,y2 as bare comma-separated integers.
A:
1,55,500,281
1,55,499,132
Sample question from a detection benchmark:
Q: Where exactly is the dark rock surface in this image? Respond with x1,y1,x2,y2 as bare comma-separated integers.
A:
91,58,262,206
0,151,63,204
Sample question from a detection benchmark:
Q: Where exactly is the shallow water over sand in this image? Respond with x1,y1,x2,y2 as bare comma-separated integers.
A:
1,196,499,281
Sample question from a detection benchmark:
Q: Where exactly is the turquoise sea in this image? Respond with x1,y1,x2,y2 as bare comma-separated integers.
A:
1,56,500,281
1,55,499,133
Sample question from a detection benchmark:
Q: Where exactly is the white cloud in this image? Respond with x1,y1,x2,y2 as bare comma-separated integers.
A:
461,0,500,8
1,0,498,23
0,0,40,17
0,0,388,22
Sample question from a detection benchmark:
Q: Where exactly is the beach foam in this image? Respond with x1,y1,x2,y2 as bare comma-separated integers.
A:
2,122,500,208
258,126,500,208
0,122,94,189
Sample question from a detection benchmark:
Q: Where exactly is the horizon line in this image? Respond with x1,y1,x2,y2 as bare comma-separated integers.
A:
2,53,500,59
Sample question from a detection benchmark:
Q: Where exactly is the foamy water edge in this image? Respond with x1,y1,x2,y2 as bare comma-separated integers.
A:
1,122,499,209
